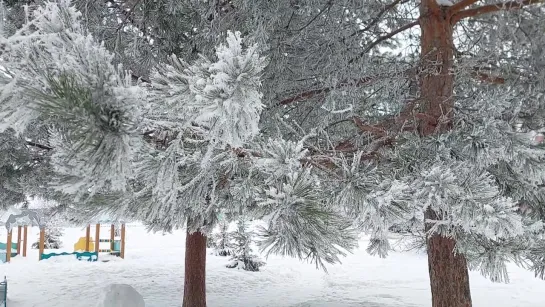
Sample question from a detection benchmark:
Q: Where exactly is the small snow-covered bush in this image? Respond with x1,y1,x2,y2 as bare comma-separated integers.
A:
226,217,265,271
209,220,232,256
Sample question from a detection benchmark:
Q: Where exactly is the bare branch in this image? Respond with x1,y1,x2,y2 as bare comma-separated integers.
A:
352,116,388,137
116,0,143,33
275,64,506,107
452,0,545,23
26,141,53,151
471,70,506,84
276,68,416,107
349,20,420,64
350,0,408,37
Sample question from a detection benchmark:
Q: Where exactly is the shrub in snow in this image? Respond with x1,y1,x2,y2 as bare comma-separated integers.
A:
226,218,265,271
96,284,145,307
32,225,63,249
210,220,232,256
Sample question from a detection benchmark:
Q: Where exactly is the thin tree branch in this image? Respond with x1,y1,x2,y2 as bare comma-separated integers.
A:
350,0,408,37
452,0,545,23
116,0,143,33
471,71,505,84
26,141,53,151
292,0,333,32
349,20,420,64
276,68,416,107
352,116,388,137
449,0,480,12
275,64,507,107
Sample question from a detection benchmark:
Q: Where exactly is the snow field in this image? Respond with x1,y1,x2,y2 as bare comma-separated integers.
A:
0,224,543,306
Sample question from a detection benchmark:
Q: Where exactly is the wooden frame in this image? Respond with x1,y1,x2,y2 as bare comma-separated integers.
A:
110,224,115,251
23,225,28,257
94,224,100,253
89,223,126,259
6,231,12,263
16,226,21,255
120,223,126,259
38,227,45,261
85,225,91,252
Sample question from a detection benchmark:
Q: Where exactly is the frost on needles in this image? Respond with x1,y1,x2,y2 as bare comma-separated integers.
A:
2,0,545,284
0,0,359,271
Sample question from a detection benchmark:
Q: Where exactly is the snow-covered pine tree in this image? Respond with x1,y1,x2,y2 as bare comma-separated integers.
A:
0,2,357,307
32,220,63,249
255,1,545,307
209,219,232,256
226,216,265,271
3,1,545,307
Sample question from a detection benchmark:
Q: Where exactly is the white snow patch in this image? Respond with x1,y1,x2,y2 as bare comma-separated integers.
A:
96,284,145,307
436,0,454,6
0,224,543,306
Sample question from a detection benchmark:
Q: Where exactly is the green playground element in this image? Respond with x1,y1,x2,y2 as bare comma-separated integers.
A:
113,240,121,251
0,242,17,260
0,242,17,250
40,251,98,262
96,239,122,255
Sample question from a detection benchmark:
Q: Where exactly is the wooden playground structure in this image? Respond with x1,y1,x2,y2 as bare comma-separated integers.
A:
0,209,44,263
76,223,126,259
1,210,126,262
0,225,30,262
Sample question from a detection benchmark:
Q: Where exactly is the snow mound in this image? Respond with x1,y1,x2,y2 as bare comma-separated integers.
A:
96,284,145,307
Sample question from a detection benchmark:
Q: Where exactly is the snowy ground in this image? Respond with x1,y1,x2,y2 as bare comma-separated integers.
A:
0,224,543,307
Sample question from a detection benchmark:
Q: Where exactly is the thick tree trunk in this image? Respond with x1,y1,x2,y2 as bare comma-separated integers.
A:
182,230,207,307
425,210,472,307
419,1,472,306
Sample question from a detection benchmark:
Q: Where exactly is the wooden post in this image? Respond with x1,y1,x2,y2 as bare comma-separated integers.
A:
120,223,126,259
110,224,115,251
16,225,22,255
23,225,28,257
85,225,91,252
6,230,12,263
38,227,45,261
95,224,100,253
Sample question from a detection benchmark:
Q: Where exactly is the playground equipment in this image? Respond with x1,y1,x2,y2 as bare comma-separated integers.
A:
0,209,45,263
40,251,98,262
74,223,126,259
0,277,6,307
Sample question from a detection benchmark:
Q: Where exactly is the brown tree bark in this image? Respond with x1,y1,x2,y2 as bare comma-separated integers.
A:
425,209,472,307
182,230,207,307
419,1,473,306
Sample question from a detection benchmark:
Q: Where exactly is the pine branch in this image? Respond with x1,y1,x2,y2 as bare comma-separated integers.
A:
350,0,409,37
452,0,545,23
276,68,416,106
471,70,505,84
106,0,140,31
348,20,420,64
26,141,53,151
276,64,508,107
116,0,143,33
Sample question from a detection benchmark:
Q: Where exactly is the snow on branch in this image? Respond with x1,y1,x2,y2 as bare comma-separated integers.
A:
448,0,480,12
452,0,545,23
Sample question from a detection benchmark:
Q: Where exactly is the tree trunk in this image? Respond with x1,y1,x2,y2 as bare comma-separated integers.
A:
182,230,207,307
419,1,472,306
425,209,472,307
